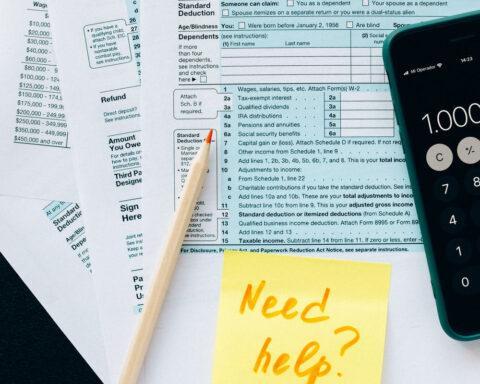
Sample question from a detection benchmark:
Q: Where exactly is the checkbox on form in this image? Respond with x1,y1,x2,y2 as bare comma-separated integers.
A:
222,9,229,16
287,0,294,6
346,20,354,28
238,21,245,29
362,0,369,5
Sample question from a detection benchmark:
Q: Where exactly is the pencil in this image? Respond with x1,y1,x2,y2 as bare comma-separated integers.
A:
118,129,214,384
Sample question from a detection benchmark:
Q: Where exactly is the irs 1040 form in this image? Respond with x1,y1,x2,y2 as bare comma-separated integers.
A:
140,0,480,383
141,1,480,256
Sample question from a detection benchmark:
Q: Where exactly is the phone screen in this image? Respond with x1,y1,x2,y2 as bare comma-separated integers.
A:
390,18,480,337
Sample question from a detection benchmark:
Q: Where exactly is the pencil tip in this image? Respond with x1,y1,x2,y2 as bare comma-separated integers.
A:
205,129,213,144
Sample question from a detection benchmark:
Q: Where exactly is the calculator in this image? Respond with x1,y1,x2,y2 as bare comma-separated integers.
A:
384,11,480,340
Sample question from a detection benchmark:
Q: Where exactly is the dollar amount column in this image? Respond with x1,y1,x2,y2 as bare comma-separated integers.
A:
16,5,68,148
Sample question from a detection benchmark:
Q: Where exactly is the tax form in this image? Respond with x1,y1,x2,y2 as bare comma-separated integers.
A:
0,1,92,273
140,1,480,253
0,196,107,382
139,0,480,382
0,1,102,376
48,0,144,381
0,0,78,202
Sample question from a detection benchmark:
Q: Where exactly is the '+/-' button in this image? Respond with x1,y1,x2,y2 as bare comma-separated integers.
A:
457,137,480,165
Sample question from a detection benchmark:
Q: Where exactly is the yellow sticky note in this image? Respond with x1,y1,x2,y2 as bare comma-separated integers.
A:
212,251,391,384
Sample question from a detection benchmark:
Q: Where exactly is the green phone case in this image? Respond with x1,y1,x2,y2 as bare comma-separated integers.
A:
383,10,480,341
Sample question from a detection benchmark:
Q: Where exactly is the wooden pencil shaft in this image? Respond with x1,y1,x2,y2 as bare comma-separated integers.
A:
118,140,210,384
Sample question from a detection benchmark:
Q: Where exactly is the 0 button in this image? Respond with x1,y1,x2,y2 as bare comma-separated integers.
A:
453,267,480,295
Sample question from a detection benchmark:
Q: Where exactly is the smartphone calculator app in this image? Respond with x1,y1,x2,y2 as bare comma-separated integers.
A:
387,17,480,338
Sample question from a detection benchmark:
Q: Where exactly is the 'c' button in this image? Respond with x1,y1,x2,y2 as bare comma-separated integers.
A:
426,143,453,172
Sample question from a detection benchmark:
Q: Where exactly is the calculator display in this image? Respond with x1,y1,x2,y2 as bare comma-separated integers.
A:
391,20,480,337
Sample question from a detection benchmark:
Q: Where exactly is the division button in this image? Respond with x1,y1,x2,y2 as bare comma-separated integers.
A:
426,143,453,171
457,136,480,165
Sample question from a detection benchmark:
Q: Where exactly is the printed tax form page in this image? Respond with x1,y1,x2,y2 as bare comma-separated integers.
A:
48,0,144,382
0,0,78,201
143,1,446,254
140,1,480,383
0,2,106,380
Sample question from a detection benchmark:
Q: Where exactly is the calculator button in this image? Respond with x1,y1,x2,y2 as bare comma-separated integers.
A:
440,207,466,234
426,144,453,171
434,176,459,202
457,137,480,165
464,168,480,195
446,238,472,264
453,267,480,295
471,202,480,227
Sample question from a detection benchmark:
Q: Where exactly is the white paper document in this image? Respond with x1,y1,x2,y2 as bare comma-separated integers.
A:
0,0,78,202
48,0,144,381
0,1,92,272
0,196,107,381
139,0,480,382
0,0,103,378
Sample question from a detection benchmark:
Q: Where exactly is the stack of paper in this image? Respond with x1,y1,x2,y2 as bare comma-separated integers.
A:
1,1,480,383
